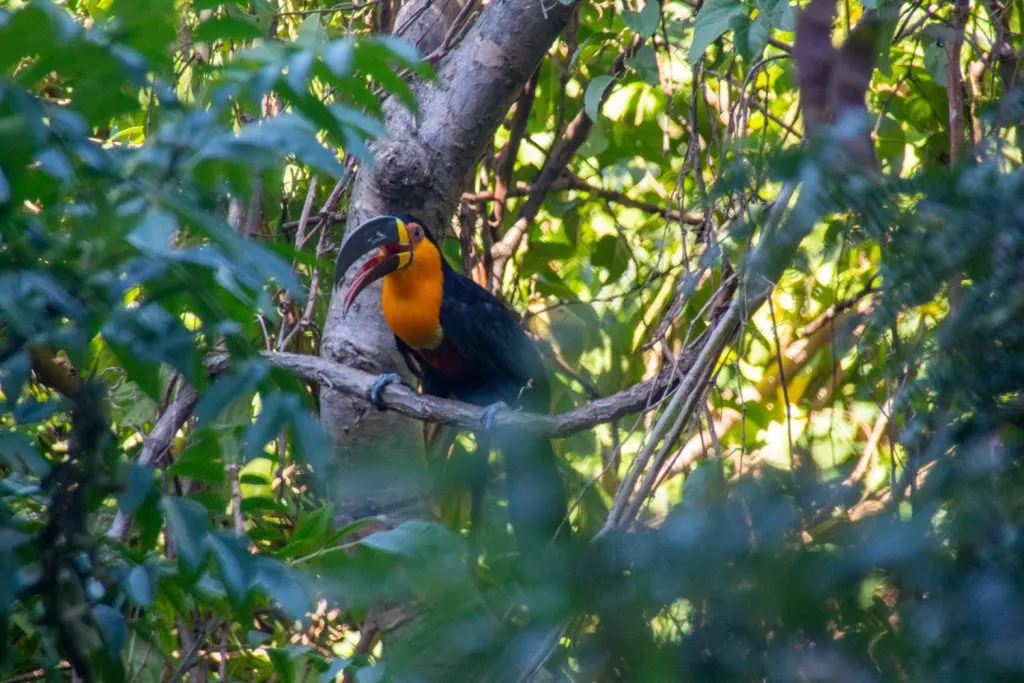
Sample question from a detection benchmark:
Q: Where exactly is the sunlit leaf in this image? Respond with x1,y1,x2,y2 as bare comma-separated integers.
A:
623,0,660,39
296,14,326,47
688,0,745,64
585,75,614,121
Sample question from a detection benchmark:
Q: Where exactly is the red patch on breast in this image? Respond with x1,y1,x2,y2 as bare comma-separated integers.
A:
416,341,475,381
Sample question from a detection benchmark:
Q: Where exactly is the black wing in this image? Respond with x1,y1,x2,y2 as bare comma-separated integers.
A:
439,269,550,412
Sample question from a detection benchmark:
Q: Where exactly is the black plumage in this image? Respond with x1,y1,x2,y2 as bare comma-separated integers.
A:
393,230,567,547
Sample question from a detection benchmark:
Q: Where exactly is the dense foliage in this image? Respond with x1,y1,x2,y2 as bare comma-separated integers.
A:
1,0,1022,681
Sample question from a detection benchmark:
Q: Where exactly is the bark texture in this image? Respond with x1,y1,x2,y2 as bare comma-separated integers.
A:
320,0,575,530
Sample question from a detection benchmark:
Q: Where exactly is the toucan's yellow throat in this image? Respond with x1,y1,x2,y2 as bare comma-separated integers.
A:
336,215,445,351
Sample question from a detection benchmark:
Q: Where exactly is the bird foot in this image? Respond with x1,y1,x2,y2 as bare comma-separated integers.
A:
369,373,407,411
480,402,508,431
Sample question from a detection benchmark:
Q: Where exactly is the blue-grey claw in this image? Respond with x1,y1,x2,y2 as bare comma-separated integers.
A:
480,402,506,431
369,373,405,410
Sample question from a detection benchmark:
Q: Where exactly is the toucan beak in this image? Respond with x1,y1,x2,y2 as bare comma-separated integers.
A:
335,215,412,317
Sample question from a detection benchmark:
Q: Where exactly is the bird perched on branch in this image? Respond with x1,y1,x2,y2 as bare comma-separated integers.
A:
335,213,568,549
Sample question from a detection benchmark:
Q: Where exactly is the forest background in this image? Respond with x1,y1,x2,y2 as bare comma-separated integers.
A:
1,0,1023,681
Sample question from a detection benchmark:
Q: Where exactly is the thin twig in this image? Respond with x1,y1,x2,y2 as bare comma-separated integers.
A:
490,36,645,289
464,175,703,224
228,464,244,536
767,295,795,468
167,620,219,683
107,386,199,541
275,2,378,17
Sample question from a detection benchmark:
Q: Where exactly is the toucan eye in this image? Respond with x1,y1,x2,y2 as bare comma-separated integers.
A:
411,224,423,239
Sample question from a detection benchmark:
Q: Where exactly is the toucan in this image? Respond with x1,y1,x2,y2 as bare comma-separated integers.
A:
334,214,568,548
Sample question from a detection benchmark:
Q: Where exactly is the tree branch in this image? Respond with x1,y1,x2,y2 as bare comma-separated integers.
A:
464,173,704,224
945,0,970,164
106,386,199,541
217,350,688,439
29,348,83,400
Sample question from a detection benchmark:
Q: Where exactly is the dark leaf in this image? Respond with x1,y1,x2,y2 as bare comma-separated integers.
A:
118,463,156,517
288,404,332,492
257,557,311,620
167,439,226,485
162,497,210,571
92,604,126,659
195,360,267,425
0,432,51,477
242,391,285,462
208,531,256,606
127,565,153,608
12,397,66,426
193,15,264,43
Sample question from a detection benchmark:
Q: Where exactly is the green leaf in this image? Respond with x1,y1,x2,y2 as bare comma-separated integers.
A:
193,15,264,43
195,360,268,425
923,40,948,87
740,12,771,61
194,0,248,7
682,459,724,508
321,658,353,683
110,0,177,72
257,557,311,620
12,397,66,426
168,438,226,485
0,351,31,407
268,647,302,683
592,234,630,281
242,392,285,462
520,241,575,277
208,531,256,606
360,520,460,558
92,604,126,659
118,463,156,517
331,104,387,139
584,75,614,121
106,341,162,402
162,497,211,571
324,39,354,77
623,0,660,38
293,504,333,544
688,0,745,64
127,565,154,608
356,663,386,683
288,404,332,491
373,35,422,66
626,44,659,84
759,0,796,32
296,14,327,47
0,432,51,477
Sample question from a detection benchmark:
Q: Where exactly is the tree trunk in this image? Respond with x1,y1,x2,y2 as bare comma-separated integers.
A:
318,0,574,673
321,0,574,531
